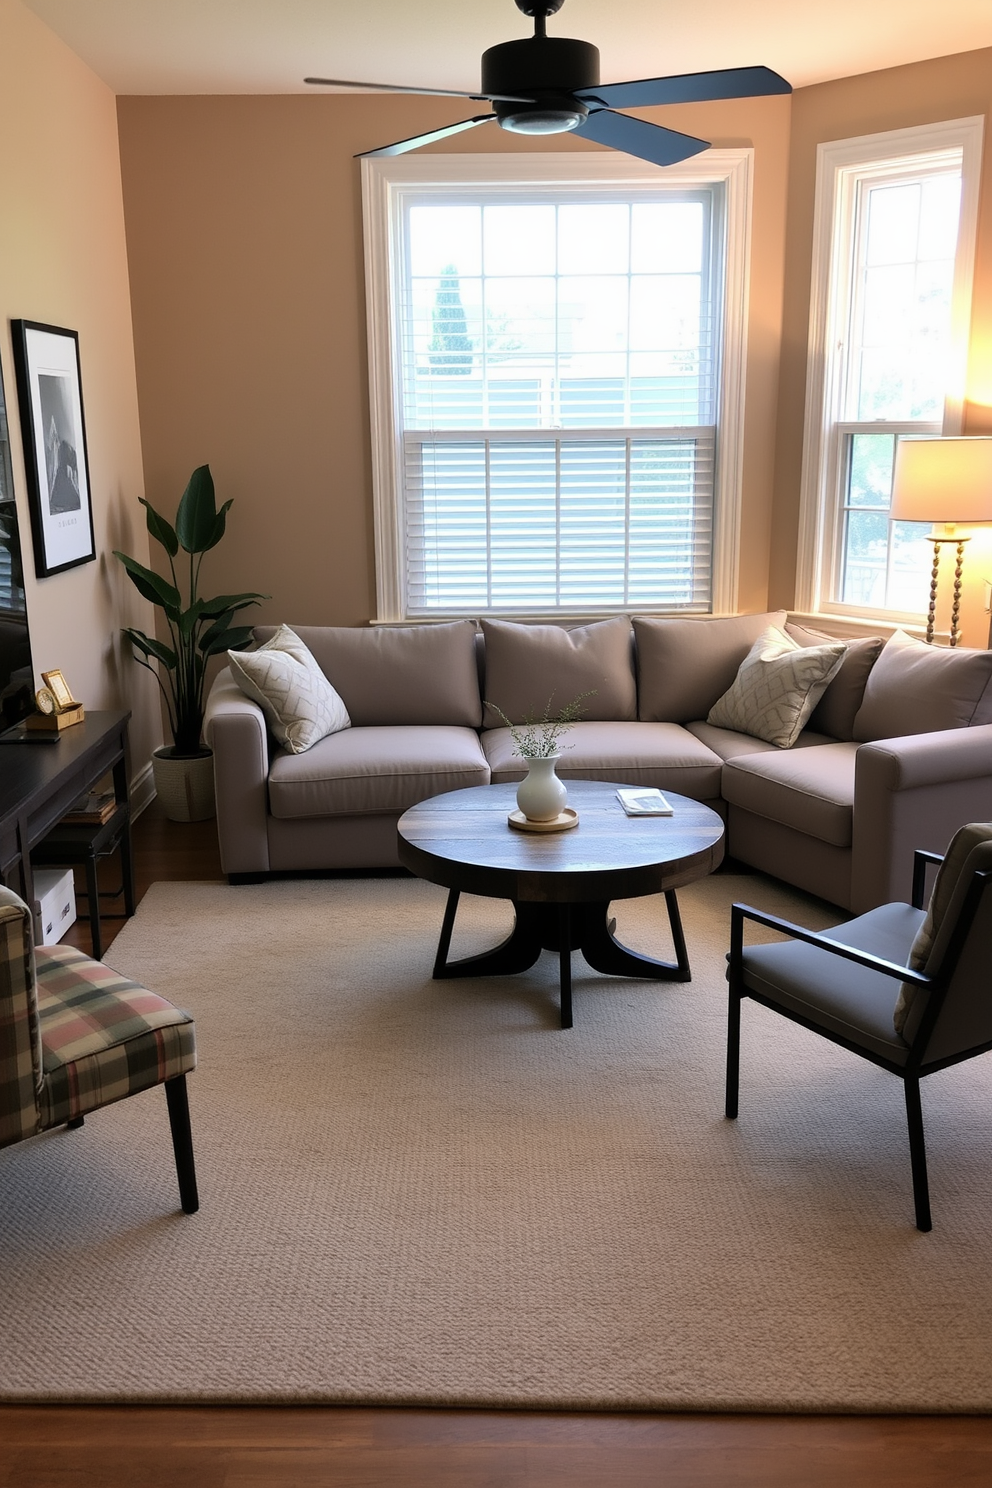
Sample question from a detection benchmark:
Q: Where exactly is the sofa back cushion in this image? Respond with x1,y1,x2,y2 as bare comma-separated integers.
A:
633,611,788,723
252,621,482,728
852,629,992,743
786,624,884,740
480,617,635,729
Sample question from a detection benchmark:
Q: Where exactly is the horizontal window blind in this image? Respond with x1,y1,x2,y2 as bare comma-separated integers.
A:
404,430,713,612
392,192,722,615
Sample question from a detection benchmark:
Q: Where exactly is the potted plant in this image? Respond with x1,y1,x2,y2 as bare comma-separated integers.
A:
487,692,591,823
115,465,266,822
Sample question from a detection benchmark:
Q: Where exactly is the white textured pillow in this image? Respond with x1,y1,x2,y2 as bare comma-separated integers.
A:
227,624,351,755
707,626,846,749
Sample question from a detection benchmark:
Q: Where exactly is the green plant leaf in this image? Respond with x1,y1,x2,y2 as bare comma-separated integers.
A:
200,624,255,656
203,499,233,552
175,465,217,553
180,602,208,640
198,610,234,646
113,551,182,611
199,591,266,617
200,624,255,654
139,498,179,557
121,627,177,669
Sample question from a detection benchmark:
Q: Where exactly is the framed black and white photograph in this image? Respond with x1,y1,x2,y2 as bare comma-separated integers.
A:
11,320,95,578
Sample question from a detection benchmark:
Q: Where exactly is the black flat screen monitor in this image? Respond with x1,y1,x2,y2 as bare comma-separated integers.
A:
0,359,35,740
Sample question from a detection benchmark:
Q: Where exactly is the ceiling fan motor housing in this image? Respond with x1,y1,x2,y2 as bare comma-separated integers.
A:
482,36,600,133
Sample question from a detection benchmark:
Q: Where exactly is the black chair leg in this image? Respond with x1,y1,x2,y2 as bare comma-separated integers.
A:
725,906,744,1119
726,987,741,1119
165,1075,199,1215
66,1114,84,1130
904,1076,932,1232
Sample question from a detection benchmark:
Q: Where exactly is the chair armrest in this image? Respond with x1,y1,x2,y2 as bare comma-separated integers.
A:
729,901,931,987
851,725,992,913
912,848,944,911
204,669,271,875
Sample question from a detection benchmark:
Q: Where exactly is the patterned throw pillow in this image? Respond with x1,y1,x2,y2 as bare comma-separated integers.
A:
227,625,351,754
707,626,847,749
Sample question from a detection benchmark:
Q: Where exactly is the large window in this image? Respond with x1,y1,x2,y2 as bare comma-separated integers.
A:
796,119,983,622
363,153,752,620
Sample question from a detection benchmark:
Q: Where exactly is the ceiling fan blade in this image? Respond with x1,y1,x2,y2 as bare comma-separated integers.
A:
356,115,498,159
577,65,792,111
305,77,534,104
578,109,709,168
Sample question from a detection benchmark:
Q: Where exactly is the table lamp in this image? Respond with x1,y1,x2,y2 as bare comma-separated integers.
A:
889,436,992,646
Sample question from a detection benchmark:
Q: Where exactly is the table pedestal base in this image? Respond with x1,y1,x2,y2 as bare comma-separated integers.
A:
431,889,690,1029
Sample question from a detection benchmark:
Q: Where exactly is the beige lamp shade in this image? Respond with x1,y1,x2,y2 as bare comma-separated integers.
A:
890,437,992,524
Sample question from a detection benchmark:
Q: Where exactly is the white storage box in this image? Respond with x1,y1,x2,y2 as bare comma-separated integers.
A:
32,867,77,946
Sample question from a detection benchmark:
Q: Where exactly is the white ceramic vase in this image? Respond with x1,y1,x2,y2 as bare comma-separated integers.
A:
516,755,567,823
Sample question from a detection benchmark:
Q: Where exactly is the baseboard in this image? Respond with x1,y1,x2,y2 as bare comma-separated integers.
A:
130,760,156,820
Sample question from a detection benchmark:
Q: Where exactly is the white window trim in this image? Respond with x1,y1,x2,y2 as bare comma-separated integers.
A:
794,116,984,621
361,150,753,622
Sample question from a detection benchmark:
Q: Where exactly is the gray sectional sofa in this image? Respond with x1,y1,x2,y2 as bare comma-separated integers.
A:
204,612,992,912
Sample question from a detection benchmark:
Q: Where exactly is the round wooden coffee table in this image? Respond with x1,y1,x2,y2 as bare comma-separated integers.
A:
397,780,725,1028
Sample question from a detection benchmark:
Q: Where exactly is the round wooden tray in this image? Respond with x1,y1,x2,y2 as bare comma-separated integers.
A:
507,806,579,833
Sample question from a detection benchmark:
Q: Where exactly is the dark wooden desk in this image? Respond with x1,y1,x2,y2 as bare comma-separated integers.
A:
0,710,131,911
398,780,725,1029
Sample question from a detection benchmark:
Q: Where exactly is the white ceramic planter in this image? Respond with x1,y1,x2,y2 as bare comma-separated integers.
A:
516,755,568,822
152,747,216,823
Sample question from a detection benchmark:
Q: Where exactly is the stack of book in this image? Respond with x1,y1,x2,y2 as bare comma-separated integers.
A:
61,789,116,826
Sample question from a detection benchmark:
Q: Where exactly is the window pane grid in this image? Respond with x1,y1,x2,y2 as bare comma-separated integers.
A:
397,193,718,614
830,154,963,610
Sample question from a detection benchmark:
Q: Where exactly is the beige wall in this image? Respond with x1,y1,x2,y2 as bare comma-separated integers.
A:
116,91,791,626
772,47,992,645
0,0,159,769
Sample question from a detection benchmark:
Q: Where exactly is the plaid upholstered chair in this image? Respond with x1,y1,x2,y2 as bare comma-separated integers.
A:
727,823,992,1231
0,884,198,1213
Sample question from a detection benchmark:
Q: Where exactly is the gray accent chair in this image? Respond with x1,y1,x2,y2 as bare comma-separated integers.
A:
726,831,992,1231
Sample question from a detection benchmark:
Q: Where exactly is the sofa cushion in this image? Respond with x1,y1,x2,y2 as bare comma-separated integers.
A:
480,617,635,729
786,625,885,740
707,626,846,748
229,625,351,755
721,742,859,848
686,720,837,761
267,725,490,819
483,720,724,801
852,629,992,742
254,621,482,729
634,611,788,723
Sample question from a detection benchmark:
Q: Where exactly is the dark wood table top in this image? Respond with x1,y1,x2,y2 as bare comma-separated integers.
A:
397,780,725,905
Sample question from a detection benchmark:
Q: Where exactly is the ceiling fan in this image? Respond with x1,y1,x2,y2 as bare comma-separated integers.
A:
305,0,790,167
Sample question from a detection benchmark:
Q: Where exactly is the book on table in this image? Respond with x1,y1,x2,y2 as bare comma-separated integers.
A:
615,788,674,817
61,789,116,826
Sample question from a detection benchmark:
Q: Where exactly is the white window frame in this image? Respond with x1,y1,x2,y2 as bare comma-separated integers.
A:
361,150,754,622
794,117,984,623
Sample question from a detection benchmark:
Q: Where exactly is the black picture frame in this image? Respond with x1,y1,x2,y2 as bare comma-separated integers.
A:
11,320,96,578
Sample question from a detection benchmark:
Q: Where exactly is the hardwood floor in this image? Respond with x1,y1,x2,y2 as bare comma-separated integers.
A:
6,803,990,1487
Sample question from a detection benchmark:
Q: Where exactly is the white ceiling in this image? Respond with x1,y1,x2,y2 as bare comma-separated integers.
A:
18,0,992,96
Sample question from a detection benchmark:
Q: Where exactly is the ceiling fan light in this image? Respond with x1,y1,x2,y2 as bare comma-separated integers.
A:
499,106,585,134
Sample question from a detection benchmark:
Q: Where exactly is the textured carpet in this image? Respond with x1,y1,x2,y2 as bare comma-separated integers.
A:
2,873,992,1409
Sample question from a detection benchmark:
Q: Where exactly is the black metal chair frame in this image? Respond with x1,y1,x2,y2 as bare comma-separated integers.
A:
726,850,992,1231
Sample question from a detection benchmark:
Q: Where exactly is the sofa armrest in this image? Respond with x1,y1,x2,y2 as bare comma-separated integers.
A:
851,725,992,913
204,668,271,875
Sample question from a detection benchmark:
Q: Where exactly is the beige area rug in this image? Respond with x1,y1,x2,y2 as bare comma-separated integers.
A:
2,873,992,1410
